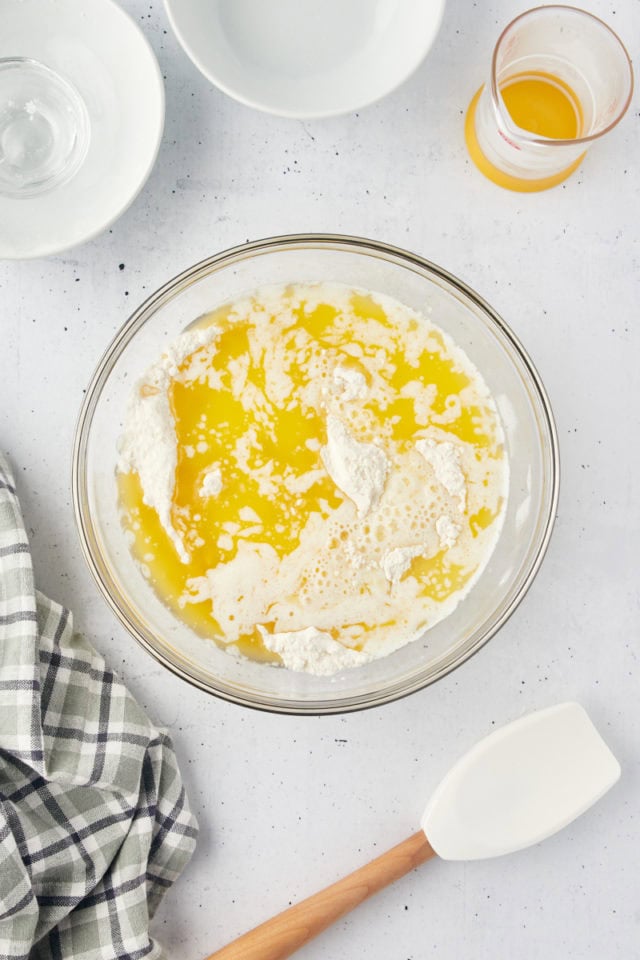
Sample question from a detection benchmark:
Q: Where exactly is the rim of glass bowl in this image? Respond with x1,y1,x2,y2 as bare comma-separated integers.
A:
72,234,560,716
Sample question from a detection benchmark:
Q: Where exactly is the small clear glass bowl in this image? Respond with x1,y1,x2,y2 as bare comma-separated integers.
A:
0,58,90,198
73,235,559,715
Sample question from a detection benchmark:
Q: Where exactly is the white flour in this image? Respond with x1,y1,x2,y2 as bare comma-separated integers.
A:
256,625,371,675
331,363,368,401
320,415,389,517
415,438,467,512
436,515,461,550
381,544,429,584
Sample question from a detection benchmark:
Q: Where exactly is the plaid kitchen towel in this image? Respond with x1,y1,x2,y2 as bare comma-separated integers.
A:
0,452,198,960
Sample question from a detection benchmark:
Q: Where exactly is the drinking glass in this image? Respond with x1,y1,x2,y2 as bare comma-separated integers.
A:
465,6,633,192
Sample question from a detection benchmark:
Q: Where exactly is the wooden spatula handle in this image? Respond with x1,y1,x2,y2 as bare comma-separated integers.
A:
204,830,435,960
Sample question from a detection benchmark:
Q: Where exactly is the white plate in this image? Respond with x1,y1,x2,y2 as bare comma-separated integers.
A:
165,0,446,119
0,0,164,259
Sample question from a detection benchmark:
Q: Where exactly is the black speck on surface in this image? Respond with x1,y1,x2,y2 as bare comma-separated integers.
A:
119,263,125,271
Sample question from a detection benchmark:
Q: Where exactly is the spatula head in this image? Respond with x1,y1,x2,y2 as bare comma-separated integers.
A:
421,702,620,861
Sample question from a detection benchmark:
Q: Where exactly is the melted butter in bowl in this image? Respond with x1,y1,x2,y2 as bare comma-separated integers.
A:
117,283,509,676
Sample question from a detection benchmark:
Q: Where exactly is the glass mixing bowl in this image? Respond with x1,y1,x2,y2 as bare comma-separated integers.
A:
73,235,559,715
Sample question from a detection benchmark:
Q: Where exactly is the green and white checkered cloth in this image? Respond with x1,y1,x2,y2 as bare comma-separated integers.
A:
0,453,198,960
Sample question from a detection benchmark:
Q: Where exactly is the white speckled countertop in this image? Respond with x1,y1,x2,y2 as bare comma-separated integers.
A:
1,1,639,957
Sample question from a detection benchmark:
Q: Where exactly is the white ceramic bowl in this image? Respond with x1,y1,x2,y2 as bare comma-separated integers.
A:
0,0,164,259
164,0,446,118
73,235,559,715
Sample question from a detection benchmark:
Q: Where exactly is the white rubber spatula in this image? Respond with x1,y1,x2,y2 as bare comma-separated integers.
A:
205,703,620,960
